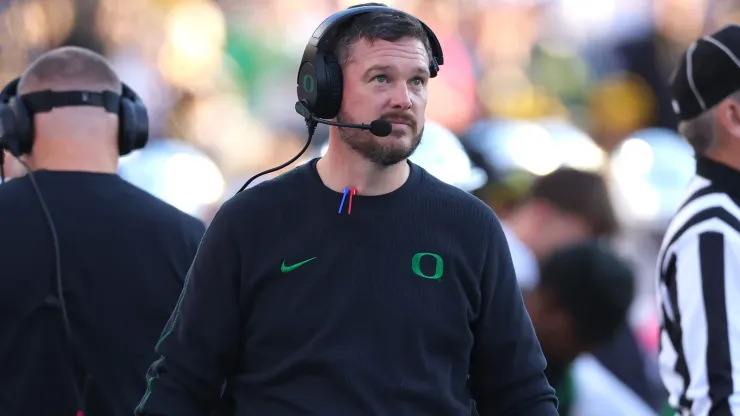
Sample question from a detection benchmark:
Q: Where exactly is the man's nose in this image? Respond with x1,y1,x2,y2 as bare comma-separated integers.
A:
389,83,412,110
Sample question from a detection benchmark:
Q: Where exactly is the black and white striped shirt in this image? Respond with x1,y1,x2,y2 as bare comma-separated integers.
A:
657,156,740,416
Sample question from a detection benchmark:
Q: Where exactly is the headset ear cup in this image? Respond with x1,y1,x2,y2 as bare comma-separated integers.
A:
118,98,136,155
0,104,17,154
320,55,344,120
118,84,149,156
297,62,319,113
131,101,149,151
10,97,32,155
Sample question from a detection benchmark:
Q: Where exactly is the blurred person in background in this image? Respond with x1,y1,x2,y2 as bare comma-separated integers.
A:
136,4,557,416
404,0,479,133
502,167,618,290
523,241,653,416
0,46,205,416
502,167,664,410
657,24,740,416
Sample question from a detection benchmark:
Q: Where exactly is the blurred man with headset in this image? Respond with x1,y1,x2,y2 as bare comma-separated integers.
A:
137,3,557,415
0,46,205,416
658,24,740,416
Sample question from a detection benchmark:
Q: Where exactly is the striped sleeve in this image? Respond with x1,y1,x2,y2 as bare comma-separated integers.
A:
659,222,740,416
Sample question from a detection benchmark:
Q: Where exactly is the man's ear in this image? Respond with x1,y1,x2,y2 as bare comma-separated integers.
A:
716,98,740,139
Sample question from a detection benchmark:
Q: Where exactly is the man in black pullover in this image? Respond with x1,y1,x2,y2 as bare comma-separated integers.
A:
136,4,557,415
0,46,205,416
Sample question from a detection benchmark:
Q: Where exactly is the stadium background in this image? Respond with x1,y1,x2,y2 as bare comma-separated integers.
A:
0,0,730,411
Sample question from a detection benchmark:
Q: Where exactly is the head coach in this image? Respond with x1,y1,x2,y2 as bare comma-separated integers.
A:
136,3,557,416
0,46,206,416
657,24,740,416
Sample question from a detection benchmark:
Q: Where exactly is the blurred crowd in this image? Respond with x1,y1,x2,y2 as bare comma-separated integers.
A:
0,0,733,413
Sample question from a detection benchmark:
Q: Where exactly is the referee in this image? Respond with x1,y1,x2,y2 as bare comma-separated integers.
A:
657,24,740,416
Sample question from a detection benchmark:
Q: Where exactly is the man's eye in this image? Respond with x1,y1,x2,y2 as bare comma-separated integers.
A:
372,75,388,83
410,77,425,86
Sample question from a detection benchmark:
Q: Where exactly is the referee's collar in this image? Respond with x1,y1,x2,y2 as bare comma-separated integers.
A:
696,156,740,194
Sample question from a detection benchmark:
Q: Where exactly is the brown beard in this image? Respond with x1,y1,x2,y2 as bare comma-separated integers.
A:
336,110,423,166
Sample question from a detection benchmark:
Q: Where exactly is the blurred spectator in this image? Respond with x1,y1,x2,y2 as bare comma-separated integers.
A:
500,167,664,410
502,167,618,290
405,0,479,133
523,241,652,416
606,0,708,139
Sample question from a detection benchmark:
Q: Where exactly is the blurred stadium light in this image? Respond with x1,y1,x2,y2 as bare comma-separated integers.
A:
118,138,225,218
464,117,606,177
609,127,695,229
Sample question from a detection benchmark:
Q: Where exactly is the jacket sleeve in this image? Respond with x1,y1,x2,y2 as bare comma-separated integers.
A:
470,215,558,415
135,200,244,416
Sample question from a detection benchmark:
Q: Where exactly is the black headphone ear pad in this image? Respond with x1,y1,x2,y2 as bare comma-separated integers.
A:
0,104,17,148
131,101,149,151
10,97,32,154
118,98,136,156
119,84,150,156
320,55,344,120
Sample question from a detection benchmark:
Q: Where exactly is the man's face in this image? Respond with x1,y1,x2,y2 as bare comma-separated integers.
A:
337,36,430,166
540,211,592,252
524,289,582,361
526,202,593,259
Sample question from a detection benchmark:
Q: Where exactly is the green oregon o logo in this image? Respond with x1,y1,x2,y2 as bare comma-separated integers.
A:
302,74,315,93
411,252,444,280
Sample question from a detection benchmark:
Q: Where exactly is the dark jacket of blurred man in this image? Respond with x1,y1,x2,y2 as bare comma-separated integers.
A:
0,46,205,416
501,168,664,410
524,241,646,415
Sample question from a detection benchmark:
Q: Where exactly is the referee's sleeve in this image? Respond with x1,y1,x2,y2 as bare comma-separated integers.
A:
135,200,244,416
672,230,740,416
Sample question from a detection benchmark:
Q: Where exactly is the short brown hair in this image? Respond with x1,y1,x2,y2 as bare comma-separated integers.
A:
328,3,433,68
529,168,618,237
678,110,715,155
18,46,121,95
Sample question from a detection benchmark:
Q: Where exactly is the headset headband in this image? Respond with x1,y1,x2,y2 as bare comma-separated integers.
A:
0,76,149,157
299,5,444,78
0,77,123,115
21,90,121,115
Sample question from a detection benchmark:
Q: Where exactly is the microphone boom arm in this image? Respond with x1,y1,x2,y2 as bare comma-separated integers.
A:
294,101,392,137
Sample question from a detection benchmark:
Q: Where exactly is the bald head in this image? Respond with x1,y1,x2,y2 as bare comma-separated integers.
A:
18,46,121,95
16,47,123,173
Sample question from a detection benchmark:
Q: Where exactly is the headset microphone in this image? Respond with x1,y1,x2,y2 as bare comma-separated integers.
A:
295,103,392,137
310,117,392,137
235,102,393,194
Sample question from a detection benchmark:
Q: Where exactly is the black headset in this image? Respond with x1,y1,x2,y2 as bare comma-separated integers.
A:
0,77,149,157
296,4,445,120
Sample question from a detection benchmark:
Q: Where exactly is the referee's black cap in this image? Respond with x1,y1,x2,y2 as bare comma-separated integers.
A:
539,241,635,345
671,25,740,121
